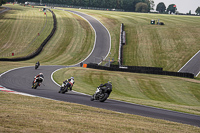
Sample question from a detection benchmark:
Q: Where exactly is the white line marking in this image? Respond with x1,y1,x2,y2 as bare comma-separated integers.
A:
178,50,200,74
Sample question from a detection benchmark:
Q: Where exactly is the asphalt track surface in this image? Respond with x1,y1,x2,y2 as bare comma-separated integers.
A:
59,8,111,64
0,6,10,14
0,8,200,127
179,50,200,77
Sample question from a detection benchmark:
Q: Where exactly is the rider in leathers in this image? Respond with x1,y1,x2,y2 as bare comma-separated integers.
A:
59,77,75,92
32,73,44,88
99,81,112,96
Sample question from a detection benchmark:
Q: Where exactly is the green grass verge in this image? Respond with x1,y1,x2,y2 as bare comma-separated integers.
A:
53,67,200,116
0,92,199,133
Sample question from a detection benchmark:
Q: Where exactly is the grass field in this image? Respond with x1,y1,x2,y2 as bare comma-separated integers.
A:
53,67,200,116
0,4,200,132
0,7,5,11
0,5,53,58
66,8,200,72
0,4,94,73
1,92,199,133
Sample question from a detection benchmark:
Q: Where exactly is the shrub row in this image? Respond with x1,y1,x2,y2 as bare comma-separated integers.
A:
0,9,57,61
87,64,194,78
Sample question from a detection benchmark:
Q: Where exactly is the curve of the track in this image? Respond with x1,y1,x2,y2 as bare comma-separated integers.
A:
0,6,10,14
0,9,200,127
179,50,200,77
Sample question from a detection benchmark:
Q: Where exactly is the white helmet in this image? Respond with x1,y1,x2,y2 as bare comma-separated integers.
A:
71,77,74,80
39,73,43,76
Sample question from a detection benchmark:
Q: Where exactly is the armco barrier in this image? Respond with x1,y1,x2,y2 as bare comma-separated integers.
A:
0,9,56,61
86,64,194,78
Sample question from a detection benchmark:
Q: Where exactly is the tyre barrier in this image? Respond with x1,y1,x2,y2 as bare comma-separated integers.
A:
86,64,194,78
0,9,57,61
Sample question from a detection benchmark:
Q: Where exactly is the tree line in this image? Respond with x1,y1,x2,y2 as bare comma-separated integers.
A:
156,2,200,15
0,0,7,6
5,0,154,12
4,0,200,14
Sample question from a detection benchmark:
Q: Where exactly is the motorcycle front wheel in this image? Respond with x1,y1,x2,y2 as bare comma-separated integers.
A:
90,95,95,101
99,93,109,102
33,82,39,89
35,65,38,69
61,87,68,94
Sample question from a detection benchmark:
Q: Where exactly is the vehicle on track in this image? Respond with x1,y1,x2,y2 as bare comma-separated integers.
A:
32,77,43,89
58,77,75,94
35,61,40,69
58,81,72,94
91,85,112,102
32,73,44,89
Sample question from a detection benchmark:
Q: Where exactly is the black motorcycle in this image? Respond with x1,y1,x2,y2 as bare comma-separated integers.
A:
58,81,72,94
35,62,40,69
91,86,112,102
32,77,44,89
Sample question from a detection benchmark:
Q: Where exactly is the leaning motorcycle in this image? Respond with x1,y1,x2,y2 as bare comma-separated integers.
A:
58,81,71,94
35,63,40,69
90,86,111,102
32,77,44,89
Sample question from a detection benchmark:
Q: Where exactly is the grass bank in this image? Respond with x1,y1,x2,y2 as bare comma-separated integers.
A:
0,5,94,73
64,8,200,73
0,7,5,11
0,92,199,133
0,4,53,58
53,67,200,116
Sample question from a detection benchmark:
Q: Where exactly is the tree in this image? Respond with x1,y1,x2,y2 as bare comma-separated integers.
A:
156,2,166,13
0,0,7,6
122,0,135,11
135,2,148,13
195,7,200,15
149,0,155,10
167,4,177,14
189,10,191,15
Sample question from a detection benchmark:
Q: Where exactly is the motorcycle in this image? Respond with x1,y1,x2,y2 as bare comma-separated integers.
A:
32,77,44,89
90,86,112,102
35,62,40,69
58,81,72,94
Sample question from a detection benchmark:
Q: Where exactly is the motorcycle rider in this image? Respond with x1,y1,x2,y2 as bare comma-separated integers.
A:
35,61,40,69
36,61,40,66
91,81,112,101
32,73,44,88
59,76,75,93
98,81,112,96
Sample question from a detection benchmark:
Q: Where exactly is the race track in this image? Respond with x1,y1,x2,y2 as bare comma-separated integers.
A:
179,50,200,76
0,8,200,127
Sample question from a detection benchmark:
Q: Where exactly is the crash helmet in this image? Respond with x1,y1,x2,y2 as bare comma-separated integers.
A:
39,73,43,76
108,81,112,84
71,77,74,80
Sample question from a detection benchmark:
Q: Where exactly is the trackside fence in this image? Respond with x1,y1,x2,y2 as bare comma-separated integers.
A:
85,63,194,78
